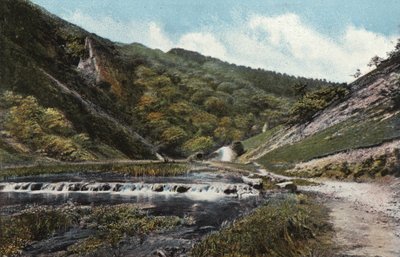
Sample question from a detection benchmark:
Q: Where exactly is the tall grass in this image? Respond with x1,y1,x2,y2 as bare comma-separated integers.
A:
192,195,333,257
0,162,189,180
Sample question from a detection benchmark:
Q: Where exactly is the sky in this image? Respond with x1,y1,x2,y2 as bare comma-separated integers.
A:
32,0,400,82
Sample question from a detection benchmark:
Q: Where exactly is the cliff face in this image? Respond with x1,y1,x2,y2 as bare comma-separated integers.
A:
247,51,400,178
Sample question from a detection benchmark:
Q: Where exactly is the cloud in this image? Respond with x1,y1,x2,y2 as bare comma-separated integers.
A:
66,11,173,51
64,11,398,82
177,32,228,59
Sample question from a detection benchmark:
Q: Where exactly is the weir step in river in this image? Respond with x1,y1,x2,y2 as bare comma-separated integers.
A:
0,181,259,198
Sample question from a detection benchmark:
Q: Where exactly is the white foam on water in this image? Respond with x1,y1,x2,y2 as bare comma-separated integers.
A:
0,181,259,200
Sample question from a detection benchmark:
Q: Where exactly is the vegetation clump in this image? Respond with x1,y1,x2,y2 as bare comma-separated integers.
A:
68,204,182,255
289,86,348,124
0,204,183,256
1,91,95,161
0,162,189,180
192,196,333,257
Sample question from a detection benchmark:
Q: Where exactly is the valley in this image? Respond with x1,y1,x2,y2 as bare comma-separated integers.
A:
0,0,400,256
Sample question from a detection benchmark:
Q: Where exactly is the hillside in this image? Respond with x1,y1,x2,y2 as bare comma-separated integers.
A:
0,0,337,164
243,45,400,179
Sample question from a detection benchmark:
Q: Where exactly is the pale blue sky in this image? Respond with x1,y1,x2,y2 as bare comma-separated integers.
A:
32,0,400,81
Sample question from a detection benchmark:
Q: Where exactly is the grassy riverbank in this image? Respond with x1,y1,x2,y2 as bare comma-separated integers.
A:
0,162,189,180
192,194,333,257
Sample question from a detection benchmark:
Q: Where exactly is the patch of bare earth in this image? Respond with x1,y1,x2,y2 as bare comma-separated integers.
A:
302,178,400,257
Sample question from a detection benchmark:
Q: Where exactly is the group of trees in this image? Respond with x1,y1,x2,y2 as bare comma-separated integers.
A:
0,91,95,161
289,85,349,124
353,38,400,78
132,65,275,155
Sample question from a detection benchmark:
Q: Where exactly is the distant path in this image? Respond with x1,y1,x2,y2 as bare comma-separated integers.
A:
302,178,400,257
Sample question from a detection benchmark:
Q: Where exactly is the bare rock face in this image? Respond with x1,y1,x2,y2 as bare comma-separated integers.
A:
77,37,101,82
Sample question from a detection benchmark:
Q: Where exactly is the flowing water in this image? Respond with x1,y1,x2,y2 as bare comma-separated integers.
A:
0,170,269,256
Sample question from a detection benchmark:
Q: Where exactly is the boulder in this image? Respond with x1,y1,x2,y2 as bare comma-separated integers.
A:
187,151,204,162
276,182,297,193
152,184,164,192
30,183,43,191
112,184,122,192
81,183,90,191
223,186,237,195
21,183,30,190
231,141,245,156
175,185,190,193
101,184,112,191
68,183,81,191
56,183,65,191
241,176,263,189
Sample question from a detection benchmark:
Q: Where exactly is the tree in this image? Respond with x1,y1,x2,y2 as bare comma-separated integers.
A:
368,56,384,68
289,86,348,124
182,136,214,154
161,126,187,147
293,83,308,97
352,69,361,78
204,96,227,116
387,38,400,58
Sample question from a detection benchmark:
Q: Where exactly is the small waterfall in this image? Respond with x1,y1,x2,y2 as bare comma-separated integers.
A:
0,181,259,199
213,146,237,162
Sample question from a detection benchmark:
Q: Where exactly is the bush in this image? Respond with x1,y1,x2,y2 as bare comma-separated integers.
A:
289,86,348,124
204,97,228,116
2,92,95,161
182,136,214,154
161,126,187,146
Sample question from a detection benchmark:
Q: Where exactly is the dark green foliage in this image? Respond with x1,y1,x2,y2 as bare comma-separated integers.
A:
387,38,400,58
289,86,348,123
293,83,308,97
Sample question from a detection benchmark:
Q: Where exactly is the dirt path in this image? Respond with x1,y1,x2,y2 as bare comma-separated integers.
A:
302,178,400,257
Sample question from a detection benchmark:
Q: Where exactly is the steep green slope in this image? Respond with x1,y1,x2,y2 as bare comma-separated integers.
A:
0,0,337,163
248,47,400,177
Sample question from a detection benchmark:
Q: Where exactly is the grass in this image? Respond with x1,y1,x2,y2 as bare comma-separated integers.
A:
242,125,283,151
0,162,189,180
68,204,183,255
0,206,75,256
191,194,333,257
0,204,183,256
258,113,400,172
